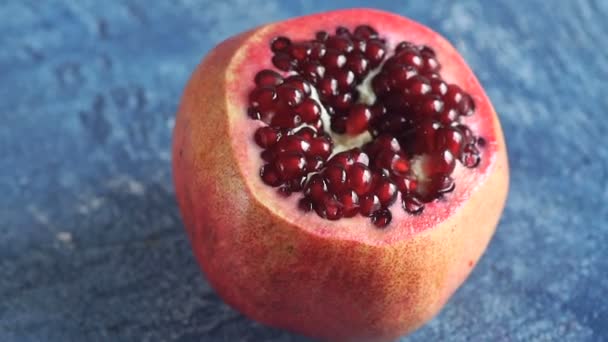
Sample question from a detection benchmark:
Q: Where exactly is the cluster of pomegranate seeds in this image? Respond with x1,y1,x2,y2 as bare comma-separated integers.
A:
247,25,483,228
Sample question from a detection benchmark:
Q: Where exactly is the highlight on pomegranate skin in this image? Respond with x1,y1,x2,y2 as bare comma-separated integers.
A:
172,8,509,342
248,26,483,227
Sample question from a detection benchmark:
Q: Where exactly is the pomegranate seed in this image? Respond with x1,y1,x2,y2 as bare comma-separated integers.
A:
304,174,327,200
277,187,292,197
298,61,325,83
346,52,369,77
295,126,317,140
462,144,481,168
326,36,353,53
317,77,339,98
315,31,329,42
310,41,327,59
391,156,410,176
270,113,302,129
354,25,378,39
322,50,347,71
298,197,313,212
272,53,296,71
422,56,440,74
365,39,386,66
437,108,459,125
395,41,417,53
419,96,444,117
289,43,311,61
338,190,360,217
434,175,455,194
283,76,312,95
295,98,321,123
255,69,283,87
388,64,418,87
332,69,356,91
314,194,343,220
402,196,424,214
345,104,372,135
335,26,350,36
430,79,448,95
306,156,324,172
396,176,417,194
348,163,373,196
371,73,391,96
424,150,456,176
396,51,423,69
359,194,381,217
308,137,332,159
271,36,291,52
444,84,464,110
261,149,274,162
260,165,281,187
438,127,465,157
276,85,303,107
371,209,392,228
275,135,311,154
332,92,355,112
274,153,307,180
324,164,348,194
407,76,431,96
374,178,397,206
254,126,281,148
249,87,276,109
458,93,475,116
287,176,307,192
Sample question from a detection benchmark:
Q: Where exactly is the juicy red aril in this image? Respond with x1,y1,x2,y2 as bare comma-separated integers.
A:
296,98,321,123
274,153,307,180
314,194,343,220
359,194,381,217
255,69,283,87
276,85,303,107
402,196,424,214
274,135,311,155
249,25,481,227
354,25,378,39
249,87,276,108
260,165,281,187
283,76,312,95
272,53,296,71
271,36,291,52
346,104,372,134
308,137,332,159
324,164,348,194
348,163,373,196
374,178,398,206
254,126,281,148
371,209,392,228
304,174,327,200
338,190,360,217
295,127,317,140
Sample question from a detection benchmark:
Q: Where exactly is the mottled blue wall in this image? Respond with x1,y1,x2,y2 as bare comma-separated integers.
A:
1,1,606,341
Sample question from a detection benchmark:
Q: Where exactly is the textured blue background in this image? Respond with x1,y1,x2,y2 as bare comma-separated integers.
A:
1,1,607,341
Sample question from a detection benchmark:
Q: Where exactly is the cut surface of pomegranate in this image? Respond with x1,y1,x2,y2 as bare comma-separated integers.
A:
173,8,509,342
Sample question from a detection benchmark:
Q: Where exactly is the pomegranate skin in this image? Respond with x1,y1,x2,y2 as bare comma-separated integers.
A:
172,9,509,342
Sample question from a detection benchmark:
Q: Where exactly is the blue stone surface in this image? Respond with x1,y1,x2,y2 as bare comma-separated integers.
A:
1,1,607,341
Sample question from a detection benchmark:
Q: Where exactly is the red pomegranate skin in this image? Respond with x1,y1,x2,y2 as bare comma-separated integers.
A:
172,9,509,342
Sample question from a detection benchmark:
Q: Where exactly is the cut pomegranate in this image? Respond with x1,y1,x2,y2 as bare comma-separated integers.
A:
173,9,509,342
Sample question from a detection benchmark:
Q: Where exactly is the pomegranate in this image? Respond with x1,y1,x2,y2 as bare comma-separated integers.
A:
173,8,509,342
